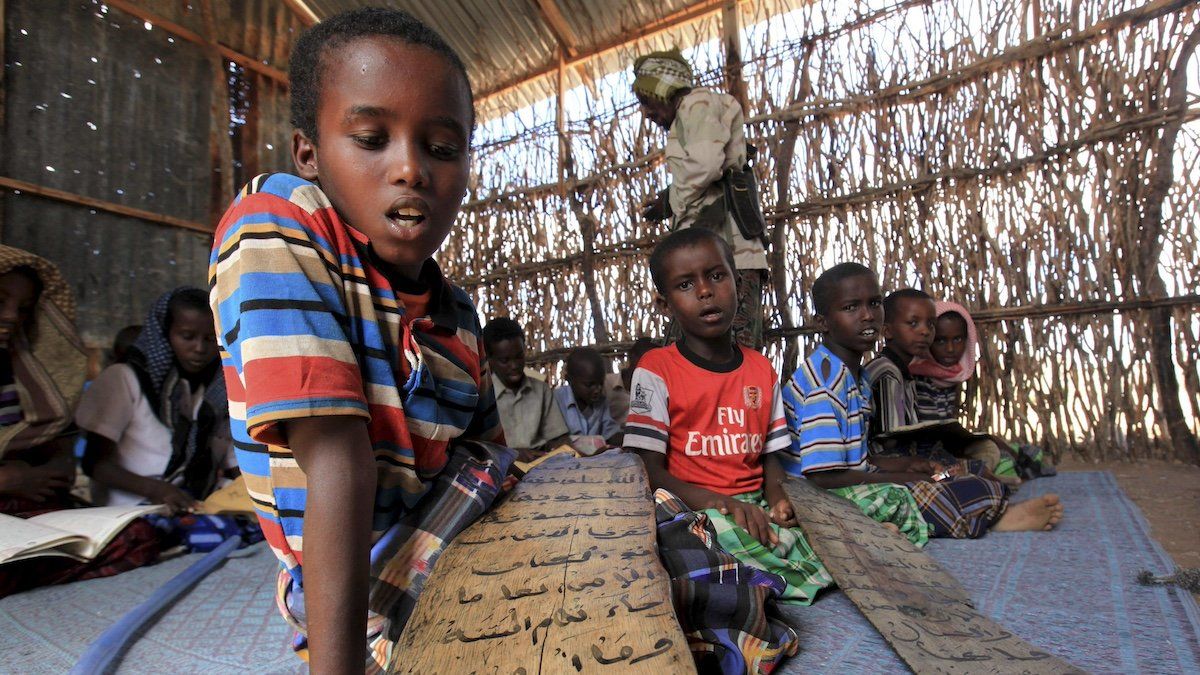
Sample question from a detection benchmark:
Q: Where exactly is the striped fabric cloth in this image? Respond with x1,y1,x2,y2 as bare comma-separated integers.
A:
913,376,960,421
862,346,920,441
653,489,800,674
209,174,507,662
779,344,872,475
0,364,20,426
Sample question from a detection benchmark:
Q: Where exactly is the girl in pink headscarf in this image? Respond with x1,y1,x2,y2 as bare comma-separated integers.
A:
909,301,977,421
910,302,1033,482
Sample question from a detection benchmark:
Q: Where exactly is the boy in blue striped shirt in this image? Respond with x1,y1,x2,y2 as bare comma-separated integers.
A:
781,263,1064,539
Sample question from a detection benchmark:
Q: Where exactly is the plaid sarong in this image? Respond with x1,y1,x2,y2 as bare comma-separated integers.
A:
830,482,930,548
702,490,834,605
654,489,799,674
275,440,514,672
906,474,1008,539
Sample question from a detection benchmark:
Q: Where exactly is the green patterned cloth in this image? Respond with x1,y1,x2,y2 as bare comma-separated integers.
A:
830,482,930,548
632,48,694,102
704,490,834,605
994,453,1018,479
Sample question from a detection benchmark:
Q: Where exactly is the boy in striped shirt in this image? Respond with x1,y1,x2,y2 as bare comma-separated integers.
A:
209,9,509,672
624,228,831,603
781,263,1063,541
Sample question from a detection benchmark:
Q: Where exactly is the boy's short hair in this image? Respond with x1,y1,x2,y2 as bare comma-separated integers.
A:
648,228,736,293
882,288,933,320
565,346,605,378
289,7,473,143
165,288,212,331
812,262,876,315
482,317,524,351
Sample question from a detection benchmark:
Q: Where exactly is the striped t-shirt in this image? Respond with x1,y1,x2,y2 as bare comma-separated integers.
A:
780,344,872,475
862,346,919,439
0,350,20,426
209,173,503,585
914,377,960,421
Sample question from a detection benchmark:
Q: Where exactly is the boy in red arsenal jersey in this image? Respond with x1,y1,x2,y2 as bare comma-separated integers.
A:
624,228,832,603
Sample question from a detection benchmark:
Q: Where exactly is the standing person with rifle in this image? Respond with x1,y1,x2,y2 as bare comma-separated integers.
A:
633,48,771,350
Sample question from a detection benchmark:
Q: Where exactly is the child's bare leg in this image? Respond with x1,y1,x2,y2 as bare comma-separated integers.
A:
992,494,1063,532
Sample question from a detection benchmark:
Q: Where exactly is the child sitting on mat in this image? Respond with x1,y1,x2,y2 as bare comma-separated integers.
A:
0,246,159,597
911,300,1049,480
910,301,974,422
624,227,832,603
79,288,235,512
209,8,511,670
555,346,623,447
484,316,570,461
863,288,1014,483
781,263,1063,539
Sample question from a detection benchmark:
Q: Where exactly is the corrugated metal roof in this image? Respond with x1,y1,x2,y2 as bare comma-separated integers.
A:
299,0,713,119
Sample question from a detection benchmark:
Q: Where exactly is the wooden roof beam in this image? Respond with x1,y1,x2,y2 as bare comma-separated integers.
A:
479,0,737,104
532,0,581,58
279,0,320,26
105,0,288,85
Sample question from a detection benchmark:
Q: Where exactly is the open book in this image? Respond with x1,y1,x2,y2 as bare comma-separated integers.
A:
875,420,990,446
0,504,164,565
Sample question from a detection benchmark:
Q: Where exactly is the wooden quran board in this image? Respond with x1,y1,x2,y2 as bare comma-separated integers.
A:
394,453,694,674
783,478,1082,674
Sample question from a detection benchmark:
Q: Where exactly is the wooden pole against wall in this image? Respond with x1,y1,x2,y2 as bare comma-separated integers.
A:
0,0,7,242
279,0,319,26
0,176,211,233
199,0,235,225
105,1,287,85
556,50,610,344
1138,26,1200,464
556,51,568,193
721,0,749,112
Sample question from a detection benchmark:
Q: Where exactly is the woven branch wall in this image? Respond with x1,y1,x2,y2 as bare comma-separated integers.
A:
442,0,1200,463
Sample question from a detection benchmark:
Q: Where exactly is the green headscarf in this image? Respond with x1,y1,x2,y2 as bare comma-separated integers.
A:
632,48,694,102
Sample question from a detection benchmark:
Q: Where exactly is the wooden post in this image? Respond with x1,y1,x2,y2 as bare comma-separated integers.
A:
556,51,569,192
1137,26,1200,464
199,0,235,225
0,0,6,242
721,1,749,112
104,1,287,85
770,120,801,375
557,51,609,345
768,42,811,374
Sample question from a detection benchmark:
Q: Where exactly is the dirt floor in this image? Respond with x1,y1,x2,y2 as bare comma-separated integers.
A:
1057,457,1200,601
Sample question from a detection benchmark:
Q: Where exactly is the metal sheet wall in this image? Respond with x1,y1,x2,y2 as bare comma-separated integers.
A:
3,0,214,345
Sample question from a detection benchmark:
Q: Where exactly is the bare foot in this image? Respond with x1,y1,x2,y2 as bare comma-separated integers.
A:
882,522,900,534
993,494,1064,532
